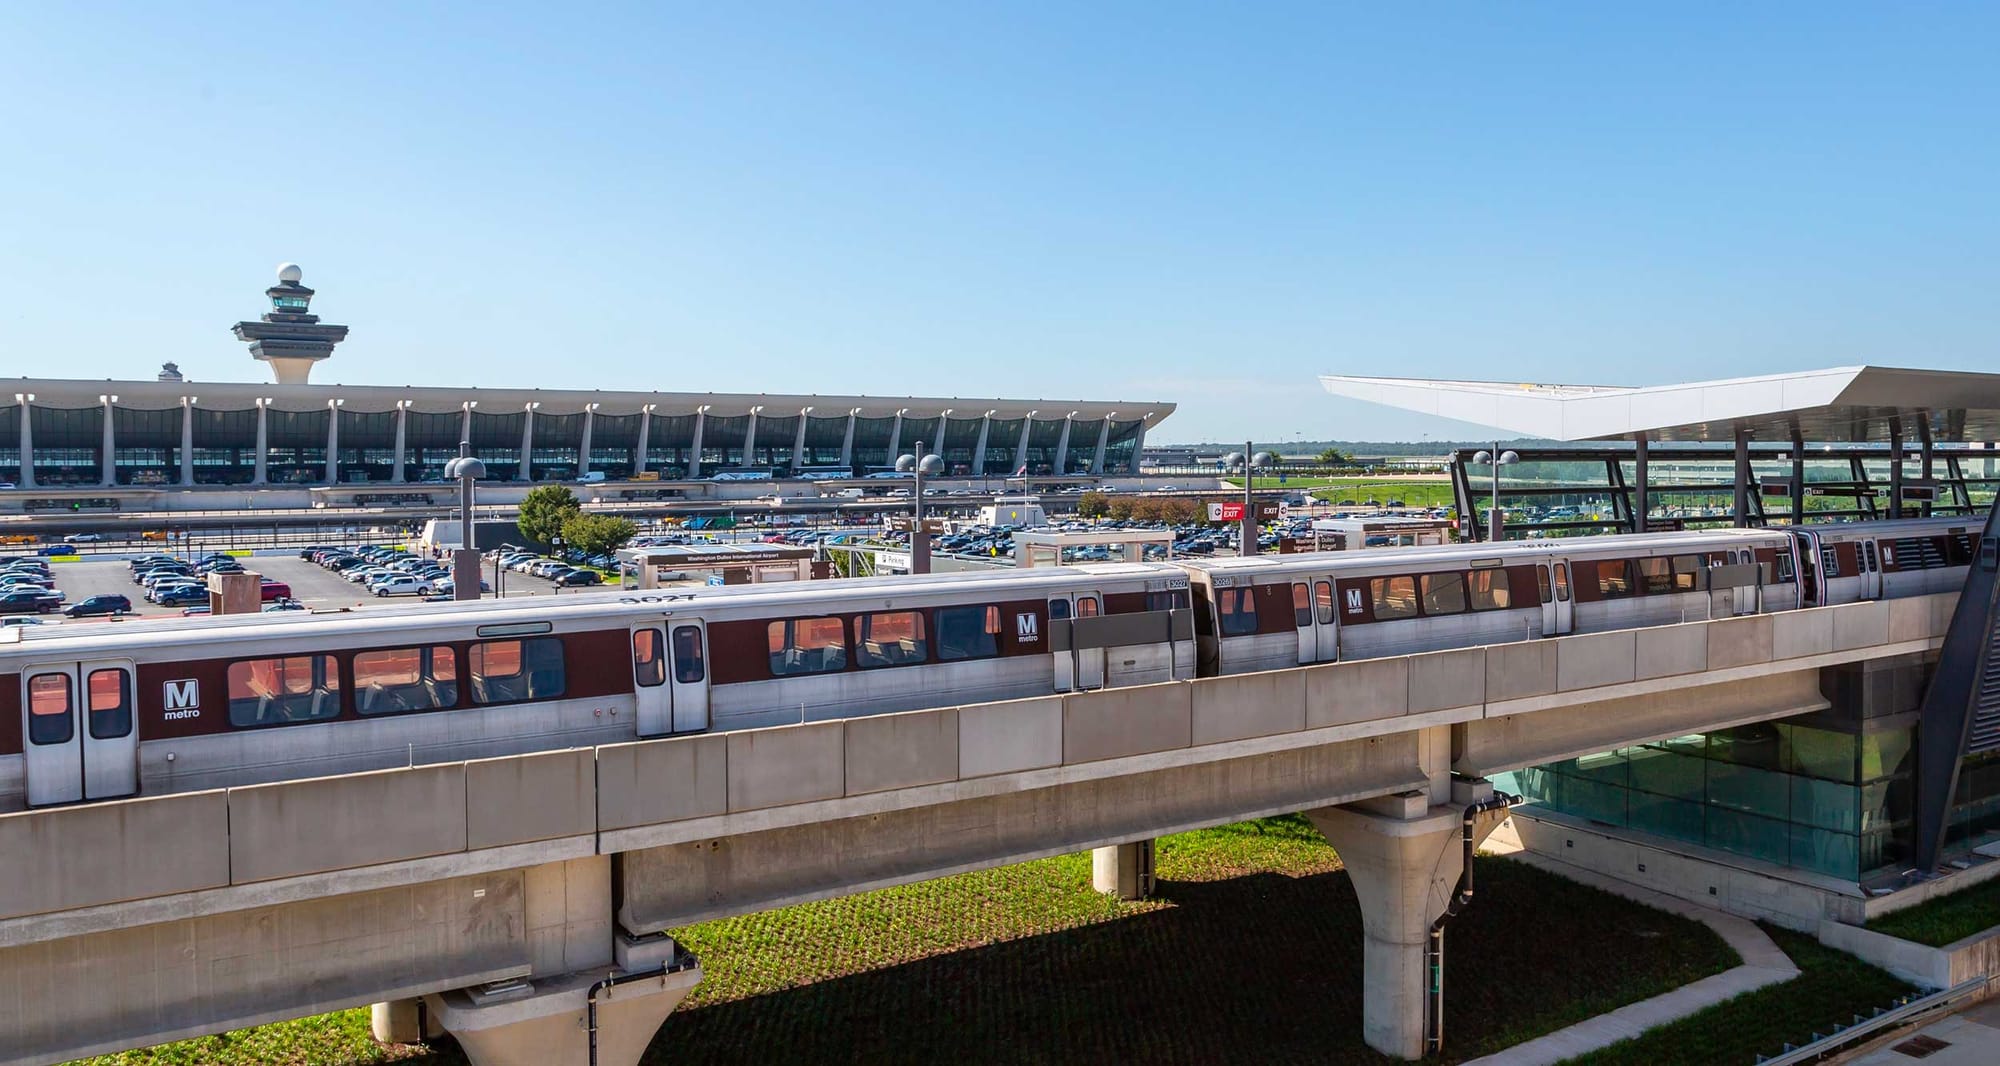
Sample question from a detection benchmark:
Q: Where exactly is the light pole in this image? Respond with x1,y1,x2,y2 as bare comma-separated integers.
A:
549,534,564,595
1222,443,1275,557
1470,444,1519,542
442,441,487,599
896,440,943,574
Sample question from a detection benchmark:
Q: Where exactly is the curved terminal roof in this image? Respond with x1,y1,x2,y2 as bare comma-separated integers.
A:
1320,366,2000,444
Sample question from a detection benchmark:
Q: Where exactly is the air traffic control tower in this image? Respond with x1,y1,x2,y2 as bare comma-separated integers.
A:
231,262,348,384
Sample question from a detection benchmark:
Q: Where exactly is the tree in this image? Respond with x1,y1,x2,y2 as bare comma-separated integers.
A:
1317,446,1351,465
559,512,638,559
1076,490,1111,519
518,484,582,548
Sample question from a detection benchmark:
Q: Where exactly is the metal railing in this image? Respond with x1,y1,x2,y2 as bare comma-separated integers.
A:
1753,975,1995,1064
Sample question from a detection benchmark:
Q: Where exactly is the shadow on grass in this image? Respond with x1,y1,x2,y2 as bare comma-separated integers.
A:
649,858,1731,1066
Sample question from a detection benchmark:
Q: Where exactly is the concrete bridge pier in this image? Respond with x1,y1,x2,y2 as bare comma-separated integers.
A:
1092,839,1155,899
423,931,702,1066
1306,781,1508,1061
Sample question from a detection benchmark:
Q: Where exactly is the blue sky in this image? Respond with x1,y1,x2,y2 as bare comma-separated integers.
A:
3,4,1997,443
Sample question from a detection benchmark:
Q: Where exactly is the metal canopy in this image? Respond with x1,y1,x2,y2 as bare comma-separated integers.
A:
1320,366,2000,444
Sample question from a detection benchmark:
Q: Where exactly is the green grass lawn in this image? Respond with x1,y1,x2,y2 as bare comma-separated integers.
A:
1244,477,1459,509
1867,873,2000,946
1566,924,1915,1066
67,816,1736,1066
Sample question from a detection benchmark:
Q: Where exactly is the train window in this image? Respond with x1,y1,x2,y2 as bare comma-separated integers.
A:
1292,583,1312,628
1467,569,1510,611
858,611,928,668
86,668,132,740
1147,589,1191,612
938,604,1004,659
1421,573,1466,615
632,629,666,688
1048,598,1071,621
1671,555,1704,592
1537,565,1552,604
672,626,706,684
27,673,72,745
1216,587,1260,637
1314,580,1334,625
1863,542,1879,572
1077,596,1100,618
1554,563,1571,602
1370,576,1419,621
1820,547,1840,578
469,637,566,705
1775,552,1796,583
355,646,460,715
228,654,341,727
769,617,850,677
1636,557,1673,595
1595,560,1635,599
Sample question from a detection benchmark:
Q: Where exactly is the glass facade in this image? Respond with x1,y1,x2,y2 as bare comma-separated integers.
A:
112,406,182,485
1022,418,1066,475
189,408,257,484
1495,721,1919,880
851,416,897,471
644,413,696,478
30,406,103,485
940,417,983,474
983,419,1025,476
750,415,798,471
263,408,328,484
529,412,583,480
336,410,398,483
1064,417,1105,474
1103,418,1147,475
801,415,849,469
469,411,524,481
699,415,748,474
402,410,463,482
589,413,640,479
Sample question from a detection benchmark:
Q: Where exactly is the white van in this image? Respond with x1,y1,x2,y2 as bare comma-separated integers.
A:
576,471,607,484
832,487,866,498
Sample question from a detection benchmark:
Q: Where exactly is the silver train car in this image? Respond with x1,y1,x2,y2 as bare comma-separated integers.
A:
0,516,1976,811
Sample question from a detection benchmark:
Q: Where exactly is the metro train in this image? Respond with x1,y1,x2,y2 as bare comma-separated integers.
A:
0,515,1978,811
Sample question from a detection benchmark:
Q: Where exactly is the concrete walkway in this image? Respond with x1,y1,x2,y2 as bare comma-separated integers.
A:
1463,822,1801,1066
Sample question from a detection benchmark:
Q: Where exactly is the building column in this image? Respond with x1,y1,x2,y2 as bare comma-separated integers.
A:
1888,416,1905,520
1091,839,1154,900
1790,424,1805,527
325,402,341,485
519,405,536,482
633,408,652,475
970,417,991,477
179,400,195,487
99,397,116,488
390,404,408,484
251,403,268,485
1013,418,1034,475
838,412,857,470
1305,787,1509,1061
578,406,596,477
1632,435,1648,534
16,397,33,489
1053,417,1073,476
934,415,950,460
460,404,474,455
1732,427,1751,527
741,410,759,470
1091,419,1112,475
1124,422,1148,475
687,411,705,479
885,413,902,462
790,410,809,473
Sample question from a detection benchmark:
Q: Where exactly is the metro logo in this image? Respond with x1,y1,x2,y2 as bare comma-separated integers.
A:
163,679,201,720
1016,612,1040,642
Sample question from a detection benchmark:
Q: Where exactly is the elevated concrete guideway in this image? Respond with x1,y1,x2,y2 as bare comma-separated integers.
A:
0,595,1957,1066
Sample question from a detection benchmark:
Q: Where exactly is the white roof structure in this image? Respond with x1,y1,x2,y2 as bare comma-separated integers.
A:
1320,366,2000,444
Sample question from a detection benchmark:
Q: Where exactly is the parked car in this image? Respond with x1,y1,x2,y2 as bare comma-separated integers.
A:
259,580,292,601
551,568,603,586
63,594,131,617
0,590,59,614
66,532,103,543
262,598,308,612
155,586,209,607
372,575,433,597
432,577,492,596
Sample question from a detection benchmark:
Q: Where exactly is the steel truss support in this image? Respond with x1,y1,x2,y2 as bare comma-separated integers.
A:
1913,497,2000,873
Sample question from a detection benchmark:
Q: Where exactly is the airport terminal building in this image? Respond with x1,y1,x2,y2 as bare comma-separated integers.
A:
1,267,1171,494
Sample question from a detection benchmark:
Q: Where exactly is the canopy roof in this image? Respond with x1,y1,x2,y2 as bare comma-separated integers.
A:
1320,366,2000,444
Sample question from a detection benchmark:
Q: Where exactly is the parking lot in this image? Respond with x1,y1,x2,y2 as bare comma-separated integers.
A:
19,553,584,624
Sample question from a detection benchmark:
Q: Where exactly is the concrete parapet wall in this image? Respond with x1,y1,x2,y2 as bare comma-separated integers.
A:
1190,669,1305,745
958,696,1062,778
1407,647,1484,714
465,748,595,850
597,734,728,830
0,871,528,1066
0,790,230,921
1306,657,1408,727
1062,682,1192,763
728,721,845,811
845,708,958,795
229,764,469,883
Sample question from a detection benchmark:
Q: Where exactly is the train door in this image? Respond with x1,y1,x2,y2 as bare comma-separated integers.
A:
1791,530,1823,607
1539,560,1574,636
668,621,710,733
1858,540,1883,601
1312,578,1339,662
20,659,138,806
1073,594,1105,690
1292,582,1315,664
1049,597,1074,693
631,626,671,736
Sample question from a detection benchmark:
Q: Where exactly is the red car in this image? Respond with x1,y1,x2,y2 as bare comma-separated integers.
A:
259,580,292,601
